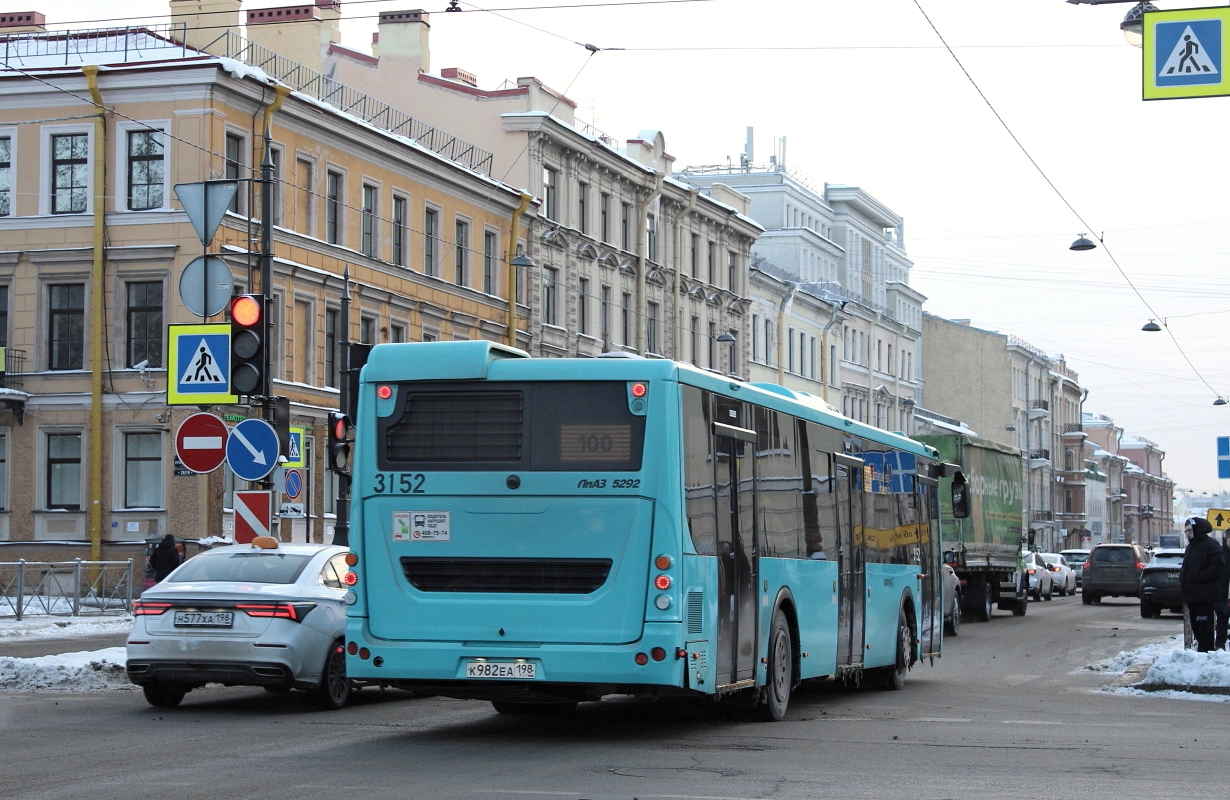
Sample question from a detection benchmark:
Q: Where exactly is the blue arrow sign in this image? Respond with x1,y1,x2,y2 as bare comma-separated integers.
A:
1219,437,1230,480
227,418,280,482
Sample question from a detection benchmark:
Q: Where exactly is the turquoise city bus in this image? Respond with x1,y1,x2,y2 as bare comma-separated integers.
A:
344,341,948,720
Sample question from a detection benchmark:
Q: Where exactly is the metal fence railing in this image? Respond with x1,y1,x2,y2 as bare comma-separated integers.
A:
0,24,189,68
0,559,135,621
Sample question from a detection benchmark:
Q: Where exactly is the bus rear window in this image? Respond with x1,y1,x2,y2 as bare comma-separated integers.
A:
378,381,646,472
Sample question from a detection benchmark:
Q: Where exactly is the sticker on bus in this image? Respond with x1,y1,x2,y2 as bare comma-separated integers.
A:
393,510,450,542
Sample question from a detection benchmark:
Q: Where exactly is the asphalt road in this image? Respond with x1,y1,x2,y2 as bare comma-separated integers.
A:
2,593,1227,800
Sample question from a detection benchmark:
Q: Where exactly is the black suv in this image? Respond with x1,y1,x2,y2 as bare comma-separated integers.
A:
1082,543,1148,604
1139,548,1185,618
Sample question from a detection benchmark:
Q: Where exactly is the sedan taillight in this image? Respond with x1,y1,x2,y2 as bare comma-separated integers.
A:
133,600,171,616
235,602,316,622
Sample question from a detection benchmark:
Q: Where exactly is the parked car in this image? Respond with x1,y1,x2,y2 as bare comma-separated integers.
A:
1040,553,1076,596
1139,548,1185,618
942,562,961,636
1021,551,1054,601
1081,543,1148,604
126,539,353,709
1060,549,1090,589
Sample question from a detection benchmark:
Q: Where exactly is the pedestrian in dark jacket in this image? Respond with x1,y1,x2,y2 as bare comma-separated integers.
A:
1179,517,1225,652
1216,534,1230,651
150,534,181,582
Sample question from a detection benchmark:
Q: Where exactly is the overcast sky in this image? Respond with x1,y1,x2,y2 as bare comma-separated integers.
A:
22,0,1230,495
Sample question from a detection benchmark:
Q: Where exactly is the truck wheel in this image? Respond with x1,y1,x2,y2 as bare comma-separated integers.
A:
1011,600,1026,617
976,581,993,623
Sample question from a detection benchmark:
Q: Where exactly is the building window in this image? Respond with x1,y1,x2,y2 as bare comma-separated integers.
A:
810,335,818,379
326,170,342,244
690,315,699,366
392,195,407,267
621,202,631,250
124,432,162,509
361,184,378,258
600,286,610,341
0,136,10,216
424,208,439,277
49,283,85,370
830,344,838,385
126,281,162,368
293,157,313,235
764,318,772,367
46,432,81,510
125,130,165,211
542,167,557,221
360,316,375,345
542,267,558,326
600,193,610,242
708,321,717,370
788,327,796,373
690,234,699,278
577,182,588,234
483,230,497,294
224,133,243,213
647,302,658,354
621,292,632,346
390,323,405,343
752,314,760,361
51,133,89,215
800,331,808,377
728,251,737,290
455,219,470,285
647,214,657,262
578,277,589,335
707,242,715,285
324,308,337,388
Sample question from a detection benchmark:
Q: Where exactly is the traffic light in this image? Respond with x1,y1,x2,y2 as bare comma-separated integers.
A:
328,411,353,475
230,294,266,396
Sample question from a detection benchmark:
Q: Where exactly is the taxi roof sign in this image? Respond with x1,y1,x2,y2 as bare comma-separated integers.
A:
1144,7,1230,100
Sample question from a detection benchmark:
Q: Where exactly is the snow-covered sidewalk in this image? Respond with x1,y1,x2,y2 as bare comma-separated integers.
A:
0,647,133,692
0,614,133,641
1084,634,1230,703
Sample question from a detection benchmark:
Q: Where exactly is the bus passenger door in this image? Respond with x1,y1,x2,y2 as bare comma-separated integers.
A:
714,422,758,689
916,476,943,657
835,454,865,675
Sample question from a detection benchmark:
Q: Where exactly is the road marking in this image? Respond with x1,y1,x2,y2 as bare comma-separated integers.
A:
907,717,972,723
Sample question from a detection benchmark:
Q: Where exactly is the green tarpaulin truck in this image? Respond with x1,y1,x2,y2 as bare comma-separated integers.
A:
916,434,1027,621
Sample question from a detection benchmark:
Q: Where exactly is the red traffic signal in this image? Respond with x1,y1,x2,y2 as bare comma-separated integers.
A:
328,411,352,475
231,294,262,327
230,295,266,396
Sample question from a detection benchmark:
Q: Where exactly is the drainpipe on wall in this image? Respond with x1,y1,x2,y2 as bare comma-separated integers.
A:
636,172,664,355
506,192,532,347
83,66,105,563
673,187,698,360
775,281,799,385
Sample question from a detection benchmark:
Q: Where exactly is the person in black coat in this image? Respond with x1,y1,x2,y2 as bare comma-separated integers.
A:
1179,517,1225,652
149,534,182,583
1216,533,1230,651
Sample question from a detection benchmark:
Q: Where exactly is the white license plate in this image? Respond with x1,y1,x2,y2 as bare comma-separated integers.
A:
173,611,234,628
465,661,536,679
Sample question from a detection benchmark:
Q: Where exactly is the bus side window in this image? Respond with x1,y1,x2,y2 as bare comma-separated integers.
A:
683,386,717,556
803,422,837,561
756,407,803,559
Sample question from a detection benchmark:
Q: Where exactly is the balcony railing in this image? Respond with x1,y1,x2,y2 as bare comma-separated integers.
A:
1029,449,1051,461
0,348,25,390
1032,510,1053,521
0,23,189,67
1063,422,1084,434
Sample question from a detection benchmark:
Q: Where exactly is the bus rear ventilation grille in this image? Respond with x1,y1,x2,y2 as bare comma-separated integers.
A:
687,591,703,634
400,557,613,594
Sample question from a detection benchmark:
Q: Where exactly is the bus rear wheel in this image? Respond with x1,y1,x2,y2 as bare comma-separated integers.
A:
758,608,793,722
879,607,911,692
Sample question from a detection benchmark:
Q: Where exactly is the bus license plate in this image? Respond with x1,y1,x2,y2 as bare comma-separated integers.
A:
465,661,536,679
173,611,234,628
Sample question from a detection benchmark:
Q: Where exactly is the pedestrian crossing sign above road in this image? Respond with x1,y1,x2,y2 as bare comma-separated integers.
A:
283,426,307,469
166,324,238,406
1144,8,1230,100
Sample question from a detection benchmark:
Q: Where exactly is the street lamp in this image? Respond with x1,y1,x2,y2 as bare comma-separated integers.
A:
1141,319,1162,332
1215,397,1228,406
1070,234,1097,252
1065,1,1158,49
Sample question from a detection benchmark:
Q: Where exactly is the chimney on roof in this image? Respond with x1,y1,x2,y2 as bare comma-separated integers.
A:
377,9,430,73
0,11,45,33
440,67,477,87
244,2,341,73
170,0,241,56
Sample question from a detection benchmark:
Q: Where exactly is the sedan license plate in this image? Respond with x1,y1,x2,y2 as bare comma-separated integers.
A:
173,611,234,628
465,660,536,680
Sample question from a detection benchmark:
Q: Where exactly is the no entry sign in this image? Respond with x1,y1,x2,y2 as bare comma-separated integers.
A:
175,412,229,474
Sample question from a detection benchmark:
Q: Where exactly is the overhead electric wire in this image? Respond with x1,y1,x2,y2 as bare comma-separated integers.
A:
912,0,1224,402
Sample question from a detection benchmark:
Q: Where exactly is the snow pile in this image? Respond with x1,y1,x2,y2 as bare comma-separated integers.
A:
1082,635,1182,674
1141,648,1230,688
1106,686,1230,703
0,647,133,692
0,615,132,640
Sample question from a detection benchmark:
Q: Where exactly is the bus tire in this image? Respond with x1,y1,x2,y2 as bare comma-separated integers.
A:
759,608,793,721
881,606,911,692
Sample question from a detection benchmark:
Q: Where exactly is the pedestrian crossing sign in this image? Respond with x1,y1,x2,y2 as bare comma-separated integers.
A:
284,426,307,469
1144,7,1230,100
166,324,238,406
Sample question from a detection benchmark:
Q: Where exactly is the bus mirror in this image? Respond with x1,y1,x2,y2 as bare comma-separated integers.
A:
950,471,970,519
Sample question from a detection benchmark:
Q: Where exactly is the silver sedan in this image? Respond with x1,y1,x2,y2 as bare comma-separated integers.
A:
1040,553,1077,596
126,541,352,709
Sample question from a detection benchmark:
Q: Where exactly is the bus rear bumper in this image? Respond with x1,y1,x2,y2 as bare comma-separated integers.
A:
344,619,691,695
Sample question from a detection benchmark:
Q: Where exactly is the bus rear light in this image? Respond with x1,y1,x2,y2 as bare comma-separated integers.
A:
347,641,358,655
345,552,358,566
377,385,393,400
654,594,671,610
133,601,171,616
654,554,672,570
634,652,648,666
343,571,358,586
653,574,672,590
359,647,370,660
651,647,666,662
630,382,648,398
